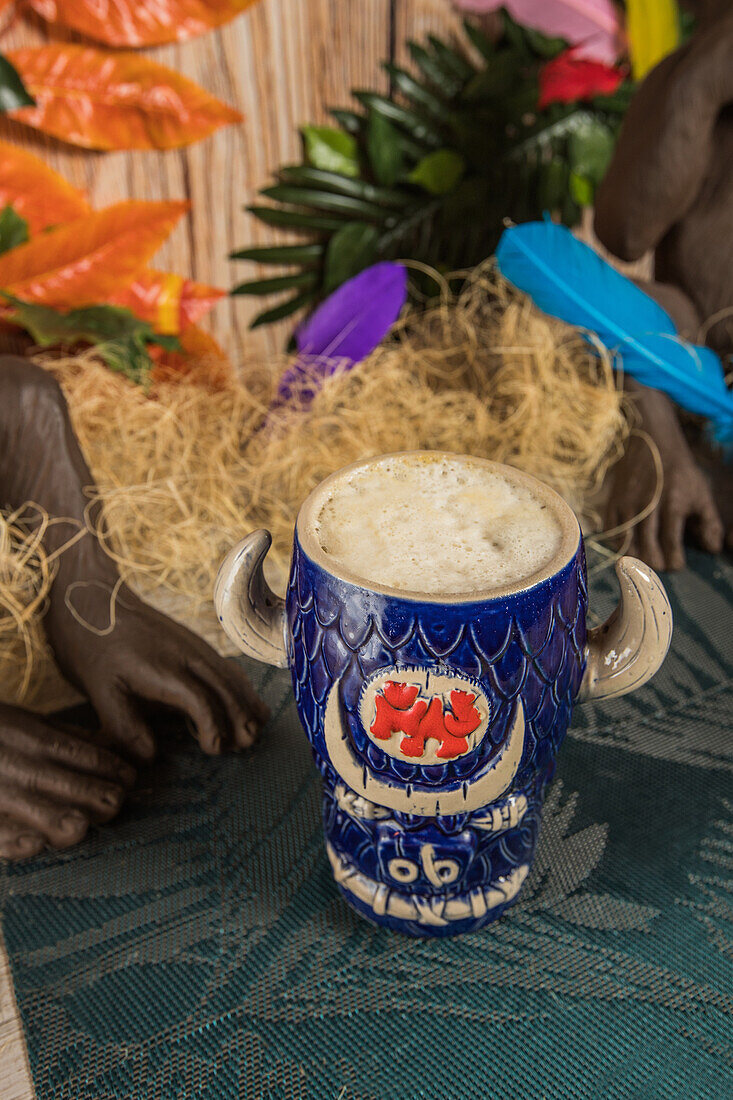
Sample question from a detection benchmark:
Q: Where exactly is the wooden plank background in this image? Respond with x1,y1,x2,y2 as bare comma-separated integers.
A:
0,0,464,365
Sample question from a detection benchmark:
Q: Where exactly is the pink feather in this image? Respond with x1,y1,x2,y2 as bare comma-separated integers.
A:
453,0,623,65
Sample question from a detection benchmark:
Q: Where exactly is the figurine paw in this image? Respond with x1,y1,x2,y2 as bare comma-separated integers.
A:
0,705,134,860
605,433,724,571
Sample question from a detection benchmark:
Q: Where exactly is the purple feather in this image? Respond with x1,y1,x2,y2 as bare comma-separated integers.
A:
277,262,407,403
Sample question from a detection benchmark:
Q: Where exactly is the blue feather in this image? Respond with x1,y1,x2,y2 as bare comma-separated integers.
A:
496,220,733,445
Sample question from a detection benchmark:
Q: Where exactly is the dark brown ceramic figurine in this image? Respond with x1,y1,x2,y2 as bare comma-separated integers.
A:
594,0,732,570
0,355,269,860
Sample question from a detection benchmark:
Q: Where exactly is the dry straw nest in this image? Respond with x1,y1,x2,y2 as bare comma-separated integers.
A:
1,265,629,707
0,506,59,707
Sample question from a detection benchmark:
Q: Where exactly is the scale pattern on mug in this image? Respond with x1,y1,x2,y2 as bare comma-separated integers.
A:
286,536,589,935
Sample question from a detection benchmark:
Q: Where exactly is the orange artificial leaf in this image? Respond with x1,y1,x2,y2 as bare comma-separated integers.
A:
26,0,262,48
109,269,226,335
6,45,242,150
0,200,188,308
0,139,90,234
151,326,234,390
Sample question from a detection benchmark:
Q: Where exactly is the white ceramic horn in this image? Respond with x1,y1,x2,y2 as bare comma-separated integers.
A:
578,556,672,702
214,530,288,668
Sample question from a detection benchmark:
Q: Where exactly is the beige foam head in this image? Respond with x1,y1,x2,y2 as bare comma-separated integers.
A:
297,451,581,602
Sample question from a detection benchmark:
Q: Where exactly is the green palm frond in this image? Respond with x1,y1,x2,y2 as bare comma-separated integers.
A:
232,13,634,331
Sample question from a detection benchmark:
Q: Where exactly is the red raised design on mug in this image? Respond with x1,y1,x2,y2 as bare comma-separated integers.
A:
370,681,481,760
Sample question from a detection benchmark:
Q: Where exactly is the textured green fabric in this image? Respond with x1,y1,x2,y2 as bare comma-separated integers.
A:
1,550,731,1100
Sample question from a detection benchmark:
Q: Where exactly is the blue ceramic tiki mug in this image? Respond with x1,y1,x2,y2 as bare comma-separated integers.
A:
214,453,672,937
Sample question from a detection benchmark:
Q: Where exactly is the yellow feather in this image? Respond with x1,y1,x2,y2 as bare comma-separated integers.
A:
626,0,681,80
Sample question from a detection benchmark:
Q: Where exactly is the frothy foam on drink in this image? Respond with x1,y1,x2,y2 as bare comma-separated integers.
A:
313,455,564,595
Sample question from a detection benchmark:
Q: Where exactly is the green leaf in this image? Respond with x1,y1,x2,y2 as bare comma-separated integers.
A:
376,195,441,255
427,35,474,81
461,50,521,102
302,125,359,177
0,54,35,112
2,295,157,344
524,27,567,59
229,242,324,264
329,109,364,135
569,170,594,206
323,222,379,293
409,150,465,195
538,158,569,211
679,8,696,39
568,118,615,185
278,165,413,208
249,290,316,330
0,294,176,386
353,92,443,148
96,336,170,386
500,9,531,57
408,41,463,96
462,21,495,62
508,108,596,160
231,271,317,296
259,184,391,223
247,205,345,233
367,111,406,187
383,63,454,123
0,205,29,255
592,82,636,115
560,189,581,228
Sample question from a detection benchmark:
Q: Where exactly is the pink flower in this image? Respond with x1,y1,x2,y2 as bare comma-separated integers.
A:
453,0,623,65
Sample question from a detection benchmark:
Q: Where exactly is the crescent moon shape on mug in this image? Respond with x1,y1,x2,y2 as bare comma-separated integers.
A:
323,688,525,816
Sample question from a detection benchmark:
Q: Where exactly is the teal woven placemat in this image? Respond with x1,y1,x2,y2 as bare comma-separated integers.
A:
1,551,731,1100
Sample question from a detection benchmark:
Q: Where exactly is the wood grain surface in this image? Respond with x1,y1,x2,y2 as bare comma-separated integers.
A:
0,0,459,366
0,929,34,1100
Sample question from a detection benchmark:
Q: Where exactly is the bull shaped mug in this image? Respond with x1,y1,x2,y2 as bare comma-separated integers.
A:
214,453,672,937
